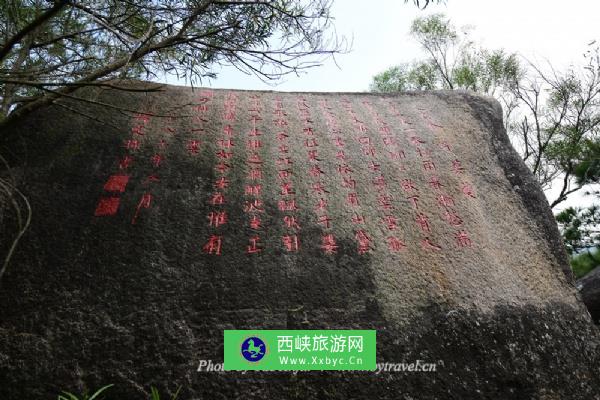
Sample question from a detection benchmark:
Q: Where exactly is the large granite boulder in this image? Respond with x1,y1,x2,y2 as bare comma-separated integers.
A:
577,266,600,324
1,82,599,399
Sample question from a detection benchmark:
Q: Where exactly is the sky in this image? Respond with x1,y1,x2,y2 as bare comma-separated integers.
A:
162,0,600,209
181,0,600,93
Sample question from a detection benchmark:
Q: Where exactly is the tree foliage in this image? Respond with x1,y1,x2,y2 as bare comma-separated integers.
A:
370,13,600,210
371,14,521,94
0,0,345,128
511,45,600,206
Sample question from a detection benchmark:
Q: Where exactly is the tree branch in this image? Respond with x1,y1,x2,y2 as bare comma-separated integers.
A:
0,1,68,63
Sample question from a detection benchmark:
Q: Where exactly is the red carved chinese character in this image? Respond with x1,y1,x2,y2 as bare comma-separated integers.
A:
312,182,327,195
125,139,140,151
280,181,295,196
416,147,431,158
249,215,262,230
443,210,463,226
214,177,229,190
358,137,370,145
437,194,455,208
133,113,150,124
143,175,160,185
94,197,120,216
216,163,231,174
188,140,201,154
200,90,214,99
278,199,299,211
223,125,234,136
275,169,290,181
334,137,345,147
132,193,152,224
373,175,386,190
380,125,391,134
247,236,262,254
303,127,314,136
119,155,133,170
249,116,263,125
210,192,226,205
248,153,263,164
309,165,324,177
103,175,129,192
321,234,338,254
283,235,299,252
247,168,262,180
362,146,376,157
462,183,476,198
245,185,262,196
247,140,262,149
428,176,443,190
455,230,472,247
352,214,365,224
439,141,452,151
347,193,359,207
356,122,367,133
410,136,425,146
279,144,289,153
308,150,318,161
400,179,416,193
406,195,419,210
305,138,318,148
355,230,371,254
387,236,406,252
276,132,289,141
337,164,352,174
336,150,346,160
219,139,235,148
415,213,430,232
202,235,222,255
314,198,328,212
420,238,442,251
382,215,397,230
283,215,301,230
151,154,163,168
316,214,333,229
216,150,233,159
369,161,380,171
342,177,356,189
452,159,465,174
208,211,227,227
378,194,393,210
276,156,292,166
244,199,263,213
422,160,436,171
388,150,405,160
383,136,396,146
131,125,144,136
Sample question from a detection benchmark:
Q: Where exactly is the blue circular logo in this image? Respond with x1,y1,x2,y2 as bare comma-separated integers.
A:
241,336,266,362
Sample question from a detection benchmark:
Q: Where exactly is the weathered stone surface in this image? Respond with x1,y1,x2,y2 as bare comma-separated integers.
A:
1,82,599,399
577,267,600,324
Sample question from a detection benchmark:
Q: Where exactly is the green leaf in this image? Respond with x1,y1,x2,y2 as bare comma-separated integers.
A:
88,384,114,400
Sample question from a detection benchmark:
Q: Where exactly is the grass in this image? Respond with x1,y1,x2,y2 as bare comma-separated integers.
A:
57,385,181,400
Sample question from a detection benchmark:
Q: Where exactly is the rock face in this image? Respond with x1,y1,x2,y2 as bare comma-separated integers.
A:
1,83,599,399
577,267,600,324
